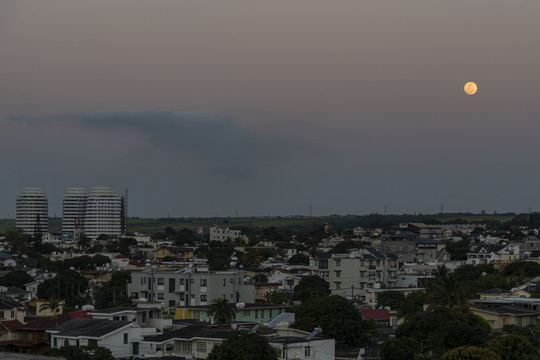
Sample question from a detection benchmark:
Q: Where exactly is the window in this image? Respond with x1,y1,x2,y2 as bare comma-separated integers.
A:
10,311,14,318
200,279,207,287
124,333,128,344
54,338,57,347
335,259,341,266
319,259,328,269
255,310,258,319
169,300,175,307
140,277,144,285
335,282,341,290
191,294,195,299
133,342,139,355
335,271,341,278
180,279,185,285
169,278,176,292
223,279,226,286
269,309,273,318
197,342,207,353
200,295,207,302
43,333,47,340
131,292,137,298
64,339,69,347
243,310,250,316
183,342,192,353
305,345,311,357
28,333,33,341
89,339,97,346
158,293,164,300
180,294,185,301
158,278,164,285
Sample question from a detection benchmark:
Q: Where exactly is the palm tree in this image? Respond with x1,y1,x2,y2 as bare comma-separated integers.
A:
77,234,91,253
428,265,471,309
40,297,62,324
208,297,236,327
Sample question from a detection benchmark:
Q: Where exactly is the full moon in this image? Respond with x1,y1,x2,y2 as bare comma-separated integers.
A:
464,81,478,95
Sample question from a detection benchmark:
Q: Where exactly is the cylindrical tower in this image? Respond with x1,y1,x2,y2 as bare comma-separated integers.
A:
84,187,125,238
62,187,88,239
16,187,49,235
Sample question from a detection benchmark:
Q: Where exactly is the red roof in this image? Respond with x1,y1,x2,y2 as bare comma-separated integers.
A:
115,254,128,259
0,320,23,331
360,309,390,320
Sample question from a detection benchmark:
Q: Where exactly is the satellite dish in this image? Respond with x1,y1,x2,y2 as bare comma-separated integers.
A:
231,323,238,329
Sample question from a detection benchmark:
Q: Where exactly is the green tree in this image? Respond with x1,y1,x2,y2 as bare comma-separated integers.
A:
395,307,491,359
39,297,63,324
487,334,536,360
444,239,471,260
207,332,277,360
91,254,111,268
379,337,419,360
293,275,330,302
264,291,290,305
330,239,362,254
77,234,92,253
93,272,131,309
208,297,236,327
428,266,472,309
5,228,30,256
37,270,89,307
45,345,115,360
287,253,310,265
32,214,44,251
0,269,33,288
240,250,263,268
440,346,498,360
293,295,372,349
253,274,268,283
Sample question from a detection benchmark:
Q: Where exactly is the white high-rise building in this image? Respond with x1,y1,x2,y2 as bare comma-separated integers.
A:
62,187,88,239
16,187,49,235
84,187,125,238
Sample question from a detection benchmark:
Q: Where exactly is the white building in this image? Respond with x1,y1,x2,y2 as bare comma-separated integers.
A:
84,187,125,238
16,187,48,235
209,225,241,242
62,187,88,239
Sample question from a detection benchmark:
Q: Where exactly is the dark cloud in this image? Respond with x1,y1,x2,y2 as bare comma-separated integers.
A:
8,110,282,177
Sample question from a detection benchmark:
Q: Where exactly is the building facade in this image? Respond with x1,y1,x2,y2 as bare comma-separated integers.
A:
311,248,398,300
128,270,255,309
84,187,126,238
209,226,241,242
62,187,88,239
16,187,48,235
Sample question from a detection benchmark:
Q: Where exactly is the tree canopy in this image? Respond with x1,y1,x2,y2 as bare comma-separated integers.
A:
0,269,33,288
207,332,277,360
440,346,498,360
487,334,536,360
395,307,491,358
208,297,236,327
293,275,330,302
293,295,372,349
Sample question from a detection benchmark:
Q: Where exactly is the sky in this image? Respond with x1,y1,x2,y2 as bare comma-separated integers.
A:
1,1,540,218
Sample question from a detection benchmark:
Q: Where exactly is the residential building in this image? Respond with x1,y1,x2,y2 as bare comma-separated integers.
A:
16,187,48,235
415,238,447,262
175,303,290,323
209,226,241,242
84,187,126,238
61,187,88,239
153,246,194,263
469,298,540,330
467,244,520,268
271,335,335,360
311,248,398,300
128,270,255,309
47,318,153,358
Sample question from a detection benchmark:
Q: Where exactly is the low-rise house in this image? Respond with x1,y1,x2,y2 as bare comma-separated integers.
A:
152,246,194,263
254,282,281,301
0,299,25,323
469,298,540,330
415,238,447,262
467,244,519,268
175,303,291,324
90,301,172,332
47,318,154,358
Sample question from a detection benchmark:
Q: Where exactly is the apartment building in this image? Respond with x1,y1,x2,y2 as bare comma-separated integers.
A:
311,248,398,300
209,226,241,242
128,270,255,309
16,187,48,235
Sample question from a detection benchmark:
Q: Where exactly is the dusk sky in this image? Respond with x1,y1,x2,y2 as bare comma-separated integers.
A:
1,1,540,218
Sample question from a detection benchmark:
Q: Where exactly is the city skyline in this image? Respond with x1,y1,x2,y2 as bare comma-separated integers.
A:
2,1,540,218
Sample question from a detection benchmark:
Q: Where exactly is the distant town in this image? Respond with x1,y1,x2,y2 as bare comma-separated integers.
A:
0,186,539,359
